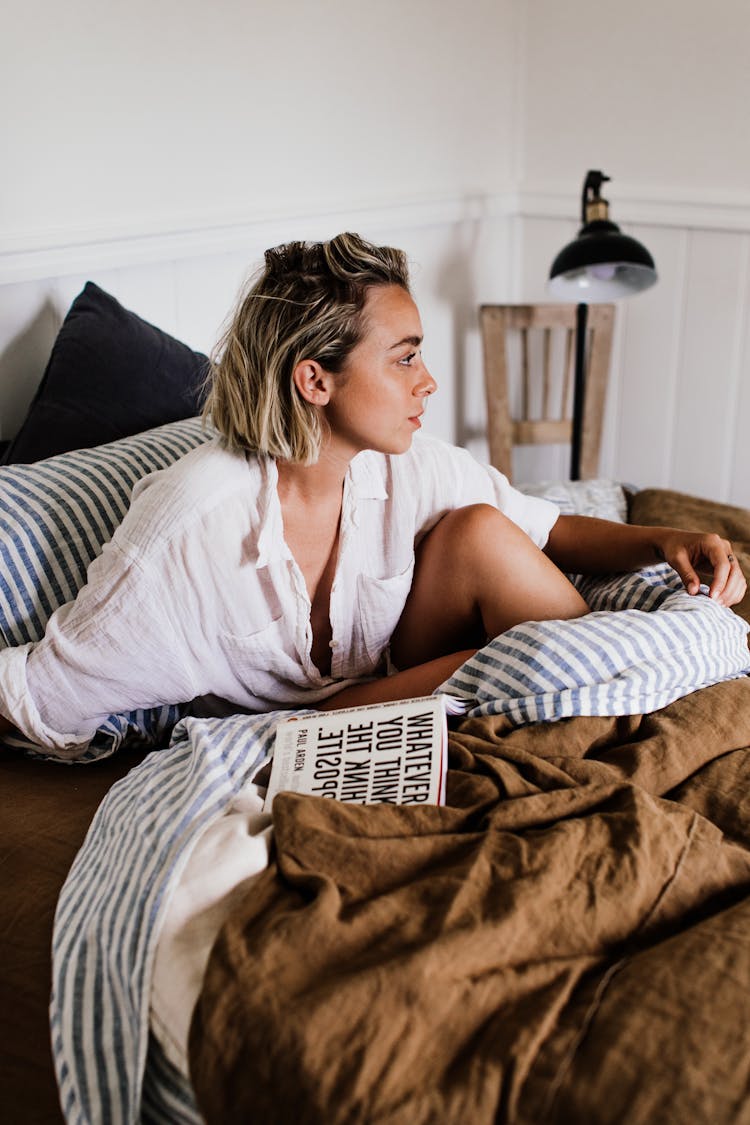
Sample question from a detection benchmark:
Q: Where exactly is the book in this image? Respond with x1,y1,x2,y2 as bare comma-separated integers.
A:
263,694,465,811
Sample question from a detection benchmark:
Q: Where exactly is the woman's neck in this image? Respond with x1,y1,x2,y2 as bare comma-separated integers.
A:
275,443,352,504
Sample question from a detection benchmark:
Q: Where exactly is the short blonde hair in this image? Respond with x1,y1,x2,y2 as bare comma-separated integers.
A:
203,232,411,463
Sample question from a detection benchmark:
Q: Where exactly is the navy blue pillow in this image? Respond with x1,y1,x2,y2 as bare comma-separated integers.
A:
2,282,210,464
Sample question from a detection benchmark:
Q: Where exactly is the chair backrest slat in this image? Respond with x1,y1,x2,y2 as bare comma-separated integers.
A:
562,327,575,419
542,327,552,421
480,303,615,482
521,328,530,421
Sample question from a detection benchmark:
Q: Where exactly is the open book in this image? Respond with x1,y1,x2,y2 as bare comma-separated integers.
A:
263,694,465,811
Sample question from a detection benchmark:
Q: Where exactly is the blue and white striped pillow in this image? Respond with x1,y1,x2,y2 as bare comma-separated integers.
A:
0,417,212,757
441,564,750,724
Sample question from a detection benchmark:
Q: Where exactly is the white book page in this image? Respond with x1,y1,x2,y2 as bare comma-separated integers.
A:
265,694,458,810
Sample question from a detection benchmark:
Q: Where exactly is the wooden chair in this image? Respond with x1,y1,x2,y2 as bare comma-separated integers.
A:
479,303,615,482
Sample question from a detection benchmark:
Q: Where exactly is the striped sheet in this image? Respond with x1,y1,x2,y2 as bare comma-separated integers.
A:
52,711,284,1125
50,565,750,1123
141,1034,204,1125
441,564,750,721
0,418,210,761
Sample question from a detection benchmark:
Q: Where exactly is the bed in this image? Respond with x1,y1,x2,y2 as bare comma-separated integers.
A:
1,284,750,1125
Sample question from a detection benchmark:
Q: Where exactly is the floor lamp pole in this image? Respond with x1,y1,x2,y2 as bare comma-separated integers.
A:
570,301,588,481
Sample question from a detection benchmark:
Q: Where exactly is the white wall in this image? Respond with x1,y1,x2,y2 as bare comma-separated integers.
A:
520,0,750,197
2,0,749,506
0,0,520,446
515,0,750,504
1,0,515,245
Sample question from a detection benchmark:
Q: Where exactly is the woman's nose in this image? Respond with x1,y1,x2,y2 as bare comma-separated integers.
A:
415,365,437,397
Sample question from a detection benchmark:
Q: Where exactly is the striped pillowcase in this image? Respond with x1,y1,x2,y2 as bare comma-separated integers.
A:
0,417,212,757
441,564,750,724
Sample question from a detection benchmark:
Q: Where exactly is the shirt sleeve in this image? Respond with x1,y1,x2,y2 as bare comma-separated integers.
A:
478,462,560,547
408,436,560,548
0,536,200,755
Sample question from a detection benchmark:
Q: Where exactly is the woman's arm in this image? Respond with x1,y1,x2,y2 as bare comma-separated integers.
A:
545,515,747,607
318,649,477,711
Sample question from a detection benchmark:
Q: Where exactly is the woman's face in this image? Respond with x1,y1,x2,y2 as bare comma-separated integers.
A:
324,285,437,459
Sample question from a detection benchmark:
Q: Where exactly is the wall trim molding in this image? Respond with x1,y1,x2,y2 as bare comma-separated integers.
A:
0,193,517,286
4,183,750,286
518,184,750,232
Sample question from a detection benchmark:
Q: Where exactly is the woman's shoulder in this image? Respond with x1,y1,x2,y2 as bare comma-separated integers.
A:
142,437,257,489
118,440,265,549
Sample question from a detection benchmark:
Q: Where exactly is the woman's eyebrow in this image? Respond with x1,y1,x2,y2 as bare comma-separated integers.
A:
389,334,423,350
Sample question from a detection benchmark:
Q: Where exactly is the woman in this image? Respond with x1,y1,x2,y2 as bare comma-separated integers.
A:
0,233,745,752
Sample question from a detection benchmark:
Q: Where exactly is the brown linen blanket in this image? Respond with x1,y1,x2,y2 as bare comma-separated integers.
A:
189,674,750,1125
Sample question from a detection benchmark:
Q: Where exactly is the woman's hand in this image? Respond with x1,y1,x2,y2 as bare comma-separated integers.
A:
547,515,747,608
652,529,747,607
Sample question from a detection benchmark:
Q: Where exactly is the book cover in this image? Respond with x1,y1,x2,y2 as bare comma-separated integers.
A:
263,694,463,811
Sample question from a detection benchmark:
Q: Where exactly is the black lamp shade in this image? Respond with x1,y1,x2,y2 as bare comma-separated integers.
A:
546,170,658,480
548,218,658,301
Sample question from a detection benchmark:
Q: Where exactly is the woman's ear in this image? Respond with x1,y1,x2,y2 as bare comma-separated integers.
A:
292,359,332,406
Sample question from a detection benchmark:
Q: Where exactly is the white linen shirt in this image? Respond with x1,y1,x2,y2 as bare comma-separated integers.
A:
0,433,558,752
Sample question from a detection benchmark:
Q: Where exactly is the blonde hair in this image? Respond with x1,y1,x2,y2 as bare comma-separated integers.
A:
203,232,411,463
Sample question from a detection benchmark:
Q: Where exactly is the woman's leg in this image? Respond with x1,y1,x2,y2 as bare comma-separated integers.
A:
390,504,589,670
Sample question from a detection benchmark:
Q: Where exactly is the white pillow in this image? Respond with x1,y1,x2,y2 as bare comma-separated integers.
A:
518,477,628,523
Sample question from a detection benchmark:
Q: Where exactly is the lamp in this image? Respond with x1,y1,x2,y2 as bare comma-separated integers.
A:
547,170,657,479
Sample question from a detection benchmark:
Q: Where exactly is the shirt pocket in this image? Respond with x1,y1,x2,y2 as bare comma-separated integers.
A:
356,558,415,669
219,616,302,701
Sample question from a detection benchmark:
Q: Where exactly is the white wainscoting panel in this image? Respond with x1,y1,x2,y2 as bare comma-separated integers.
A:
0,200,516,450
516,206,750,503
2,192,749,507
669,229,749,503
730,291,750,507
611,224,689,489
0,279,62,439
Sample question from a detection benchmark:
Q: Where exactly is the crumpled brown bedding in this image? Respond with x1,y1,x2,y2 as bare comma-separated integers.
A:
189,676,750,1125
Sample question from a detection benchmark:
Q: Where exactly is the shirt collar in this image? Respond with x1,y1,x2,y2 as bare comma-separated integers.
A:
348,451,388,500
256,458,290,568
255,452,389,565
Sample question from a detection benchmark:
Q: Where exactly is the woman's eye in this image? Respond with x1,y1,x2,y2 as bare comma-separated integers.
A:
399,351,417,367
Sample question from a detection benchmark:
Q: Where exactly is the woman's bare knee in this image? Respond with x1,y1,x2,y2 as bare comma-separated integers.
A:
390,507,495,667
392,504,588,668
